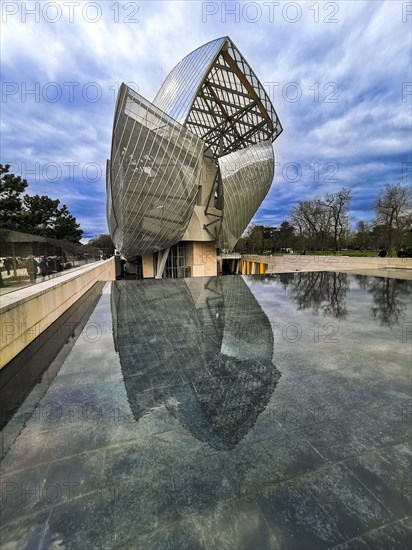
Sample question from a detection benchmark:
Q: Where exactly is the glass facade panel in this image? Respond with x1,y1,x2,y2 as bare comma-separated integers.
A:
218,140,274,249
153,38,226,124
108,85,205,259
164,242,190,278
0,229,101,294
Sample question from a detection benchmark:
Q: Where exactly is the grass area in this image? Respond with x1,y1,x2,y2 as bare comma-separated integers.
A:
309,250,379,257
243,251,394,257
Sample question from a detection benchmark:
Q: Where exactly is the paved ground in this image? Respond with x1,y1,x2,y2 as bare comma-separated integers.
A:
1,274,411,549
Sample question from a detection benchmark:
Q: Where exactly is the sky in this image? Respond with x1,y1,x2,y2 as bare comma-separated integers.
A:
1,0,411,240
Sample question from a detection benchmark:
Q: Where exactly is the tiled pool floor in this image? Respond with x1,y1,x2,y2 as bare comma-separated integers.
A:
1,273,411,549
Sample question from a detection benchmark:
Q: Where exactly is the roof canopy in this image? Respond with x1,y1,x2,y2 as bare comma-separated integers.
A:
153,37,282,157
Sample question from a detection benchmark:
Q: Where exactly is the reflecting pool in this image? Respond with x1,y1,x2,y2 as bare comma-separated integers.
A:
1,273,411,549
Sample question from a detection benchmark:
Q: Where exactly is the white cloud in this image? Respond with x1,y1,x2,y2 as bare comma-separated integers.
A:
1,0,410,233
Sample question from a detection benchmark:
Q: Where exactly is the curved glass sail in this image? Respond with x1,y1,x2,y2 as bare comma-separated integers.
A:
218,140,274,249
108,84,205,258
153,37,227,125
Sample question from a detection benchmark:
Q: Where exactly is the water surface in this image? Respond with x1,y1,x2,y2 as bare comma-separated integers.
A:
1,273,411,549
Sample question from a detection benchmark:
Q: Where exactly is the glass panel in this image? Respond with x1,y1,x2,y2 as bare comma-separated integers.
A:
164,242,189,278
0,229,102,295
109,86,205,259
218,140,274,250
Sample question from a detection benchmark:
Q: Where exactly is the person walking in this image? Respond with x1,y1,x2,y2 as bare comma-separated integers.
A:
40,256,52,277
26,255,39,284
4,257,13,275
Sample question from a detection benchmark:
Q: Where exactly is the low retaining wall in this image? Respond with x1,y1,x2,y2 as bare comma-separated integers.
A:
0,258,115,369
241,254,412,275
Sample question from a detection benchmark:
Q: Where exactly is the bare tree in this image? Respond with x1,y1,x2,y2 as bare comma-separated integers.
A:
290,199,332,251
318,188,352,254
375,183,412,255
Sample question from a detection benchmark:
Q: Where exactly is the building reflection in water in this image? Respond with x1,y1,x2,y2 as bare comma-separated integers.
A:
111,276,280,450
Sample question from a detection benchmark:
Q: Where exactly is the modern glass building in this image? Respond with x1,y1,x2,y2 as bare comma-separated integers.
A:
107,36,282,278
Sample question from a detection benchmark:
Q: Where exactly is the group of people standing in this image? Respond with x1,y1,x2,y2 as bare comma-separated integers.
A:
25,256,59,283
1,255,53,283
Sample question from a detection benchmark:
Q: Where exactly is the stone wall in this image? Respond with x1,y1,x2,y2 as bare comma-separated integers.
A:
187,241,217,277
0,258,115,369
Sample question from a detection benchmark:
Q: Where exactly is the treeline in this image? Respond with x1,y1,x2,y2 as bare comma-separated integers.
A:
0,164,82,243
87,234,115,255
235,184,412,256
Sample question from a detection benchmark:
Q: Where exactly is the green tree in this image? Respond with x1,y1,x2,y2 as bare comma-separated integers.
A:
234,237,248,252
0,164,28,230
278,220,294,249
369,224,387,250
248,225,264,252
0,166,83,242
22,195,83,243
353,221,370,249
261,225,278,252
52,204,83,242
88,234,115,255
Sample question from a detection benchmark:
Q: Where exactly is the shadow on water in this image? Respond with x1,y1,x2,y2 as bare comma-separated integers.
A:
111,276,281,451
